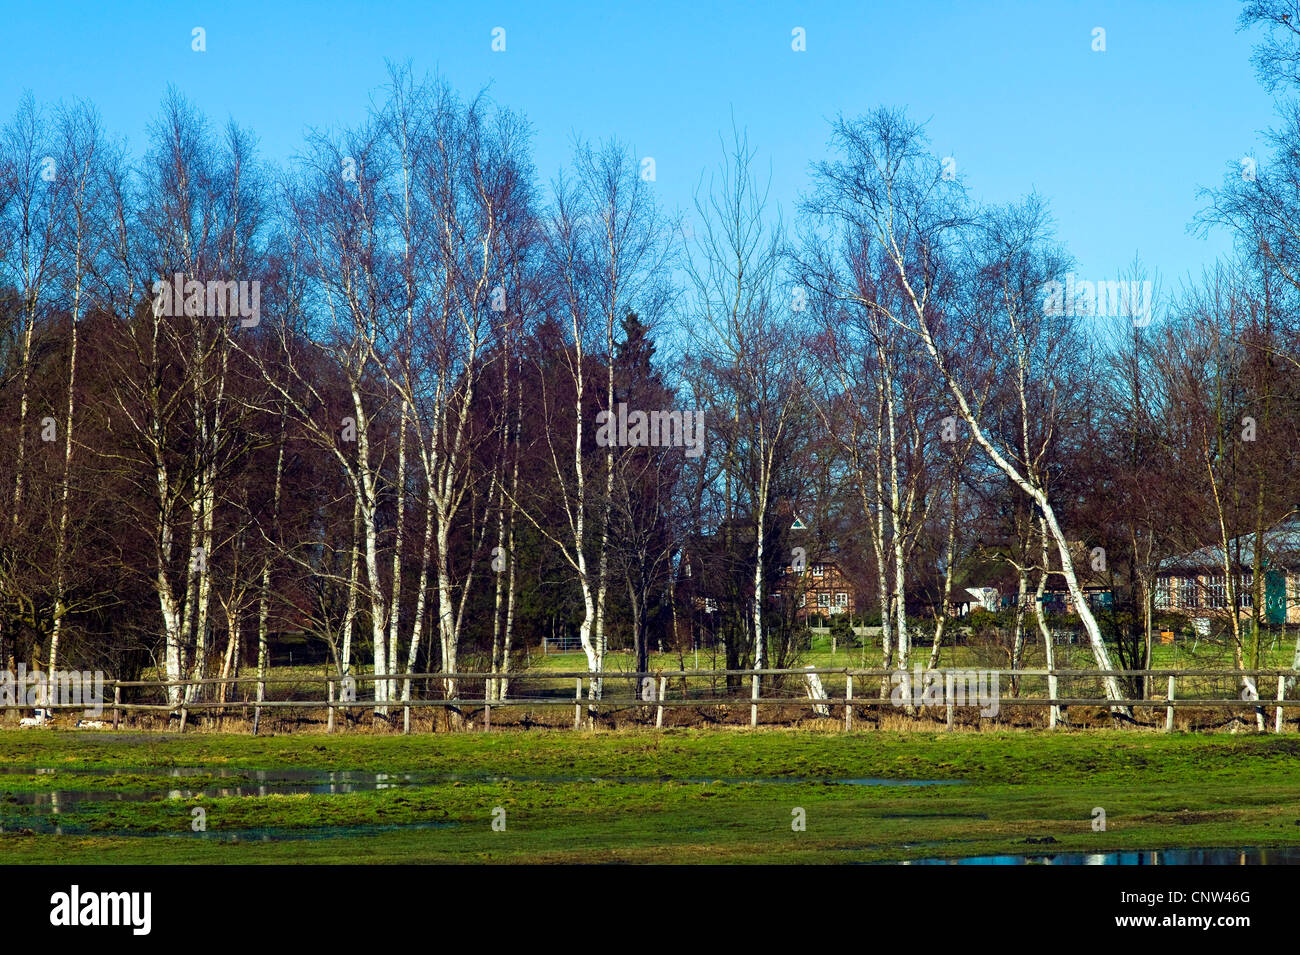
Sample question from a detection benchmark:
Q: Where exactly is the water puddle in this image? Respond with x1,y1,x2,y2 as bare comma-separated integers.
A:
0,766,960,841
0,817,458,840
0,767,430,796
899,847,1300,865
0,765,961,791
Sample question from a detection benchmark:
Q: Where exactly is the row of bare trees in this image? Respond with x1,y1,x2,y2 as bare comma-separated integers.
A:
4,8,1300,717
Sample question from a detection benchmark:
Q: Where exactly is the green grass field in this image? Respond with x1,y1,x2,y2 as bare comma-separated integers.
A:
2,728,1299,863
525,630,1300,674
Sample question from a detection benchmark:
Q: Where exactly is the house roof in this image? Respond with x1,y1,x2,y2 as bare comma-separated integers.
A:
1159,519,1300,573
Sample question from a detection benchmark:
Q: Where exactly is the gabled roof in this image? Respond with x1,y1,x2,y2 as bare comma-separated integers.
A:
1159,519,1300,573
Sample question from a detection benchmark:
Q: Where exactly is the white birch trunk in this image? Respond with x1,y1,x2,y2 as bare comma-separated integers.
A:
893,267,1127,707
803,666,830,717
1035,517,1059,728
402,494,434,704
341,495,360,678
387,401,408,705
928,469,961,671
1011,559,1029,695
351,389,389,711
752,495,767,708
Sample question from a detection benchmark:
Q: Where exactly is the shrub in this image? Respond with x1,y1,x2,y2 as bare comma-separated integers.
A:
829,614,858,647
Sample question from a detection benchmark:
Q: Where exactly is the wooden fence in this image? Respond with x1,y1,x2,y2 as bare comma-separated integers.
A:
13,666,1300,735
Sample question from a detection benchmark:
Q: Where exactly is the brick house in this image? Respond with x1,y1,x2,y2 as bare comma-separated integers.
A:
780,558,856,620
1154,519,1300,625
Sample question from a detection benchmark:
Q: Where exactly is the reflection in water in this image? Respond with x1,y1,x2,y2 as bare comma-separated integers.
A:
0,768,427,800
0,766,964,843
0,816,457,842
0,768,444,838
13,765,1287,861
901,847,1300,865
0,765,963,791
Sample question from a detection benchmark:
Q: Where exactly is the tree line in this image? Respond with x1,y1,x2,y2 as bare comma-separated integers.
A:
4,5,1300,715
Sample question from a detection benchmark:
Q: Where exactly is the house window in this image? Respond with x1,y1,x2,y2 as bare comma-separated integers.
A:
818,593,830,608
1179,577,1199,609
1238,573,1253,608
835,593,848,608
1206,574,1227,609
1155,577,1171,609
812,564,825,577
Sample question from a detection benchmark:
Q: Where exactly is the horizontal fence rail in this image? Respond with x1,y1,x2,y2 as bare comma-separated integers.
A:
5,667,1297,734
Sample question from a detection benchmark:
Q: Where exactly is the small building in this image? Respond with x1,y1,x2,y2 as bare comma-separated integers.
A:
957,586,1000,615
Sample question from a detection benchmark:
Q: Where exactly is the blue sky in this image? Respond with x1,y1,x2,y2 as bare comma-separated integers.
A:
0,0,1283,295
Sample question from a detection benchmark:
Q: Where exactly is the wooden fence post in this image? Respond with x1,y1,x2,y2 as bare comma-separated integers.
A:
1276,674,1285,734
573,678,582,731
655,676,666,730
1165,675,1176,733
844,674,853,732
403,697,411,735
946,670,955,730
112,683,121,731
253,675,265,737
176,680,189,734
1048,668,1058,730
327,678,335,734
750,672,759,729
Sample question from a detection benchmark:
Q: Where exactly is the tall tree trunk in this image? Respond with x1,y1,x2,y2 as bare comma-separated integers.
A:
387,401,408,705
928,466,961,670
1034,517,1059,728
869,411,894,695
254,415,286,731
341,495,361,678
48,236,83,675
572,374,602,702
352,389,390,714
883,366,909,670
402,493,434,704
500,374,522,701
1010,521,1030,696
489,439,508,703
752,496,767,664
